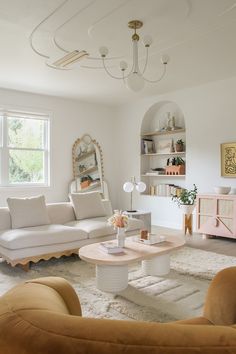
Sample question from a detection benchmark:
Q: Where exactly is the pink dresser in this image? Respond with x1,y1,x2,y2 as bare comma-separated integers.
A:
196,194,236,238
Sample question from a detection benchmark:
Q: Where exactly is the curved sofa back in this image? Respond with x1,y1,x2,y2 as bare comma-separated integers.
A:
0,199,112,230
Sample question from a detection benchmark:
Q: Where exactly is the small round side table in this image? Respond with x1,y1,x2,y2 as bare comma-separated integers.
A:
123,210,151,232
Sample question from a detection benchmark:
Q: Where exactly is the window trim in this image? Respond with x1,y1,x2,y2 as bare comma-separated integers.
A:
0,111,50,187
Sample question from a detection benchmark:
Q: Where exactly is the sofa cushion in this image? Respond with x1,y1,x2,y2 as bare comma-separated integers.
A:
70,192,106,220
7,195,50,229
0,225,88,250
47,203,76,224
65,217,115,239
65,216,144,239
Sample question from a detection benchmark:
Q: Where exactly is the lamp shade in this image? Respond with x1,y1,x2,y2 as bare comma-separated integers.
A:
123,182,134,193
136,181,146,193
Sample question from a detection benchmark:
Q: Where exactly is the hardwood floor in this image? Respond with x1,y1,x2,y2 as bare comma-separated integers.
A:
152,225,236,257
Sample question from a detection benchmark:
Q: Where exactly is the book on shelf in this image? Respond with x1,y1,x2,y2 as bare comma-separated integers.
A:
145,171,165,176
149,184,184,197
99,242,123,254
141,138,155,154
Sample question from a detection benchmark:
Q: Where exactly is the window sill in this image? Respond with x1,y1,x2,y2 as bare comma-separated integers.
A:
0,184,50,190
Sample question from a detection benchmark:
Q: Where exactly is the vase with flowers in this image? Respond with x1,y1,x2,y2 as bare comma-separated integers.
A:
108,210,129,248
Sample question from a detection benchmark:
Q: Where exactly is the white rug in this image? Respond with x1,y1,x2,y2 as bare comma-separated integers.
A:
0,246,235,322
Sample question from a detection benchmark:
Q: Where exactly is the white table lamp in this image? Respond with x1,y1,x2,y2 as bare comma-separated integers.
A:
123,177,146,212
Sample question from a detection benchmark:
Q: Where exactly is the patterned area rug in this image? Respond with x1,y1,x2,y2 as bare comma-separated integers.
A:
0,246,235,322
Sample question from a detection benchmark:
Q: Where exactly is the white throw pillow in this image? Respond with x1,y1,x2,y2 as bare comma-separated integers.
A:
7,195,50,229
70,192,106,220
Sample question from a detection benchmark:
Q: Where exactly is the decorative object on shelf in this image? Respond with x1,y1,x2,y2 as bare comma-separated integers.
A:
150,185,155,196
123,177,146,212
72,134,104,194
165,156,185,175
80,175,93,189
166,112,176,131
108,211,129,248
221,142,236,177
156,139,174,154
175,139,185,152
99,20,169,92
141,138,155,154
145,168,165,176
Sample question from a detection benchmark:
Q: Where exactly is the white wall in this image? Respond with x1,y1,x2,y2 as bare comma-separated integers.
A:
116,76,236,229
0,88,119,207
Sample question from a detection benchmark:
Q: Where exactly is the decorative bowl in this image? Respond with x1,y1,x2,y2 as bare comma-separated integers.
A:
213,186,231,195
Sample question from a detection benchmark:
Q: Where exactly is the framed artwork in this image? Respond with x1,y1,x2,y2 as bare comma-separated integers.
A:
156,138,173,153
221,142,236,177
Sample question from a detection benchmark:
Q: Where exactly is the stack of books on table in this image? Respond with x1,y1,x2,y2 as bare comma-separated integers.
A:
99,242,123,254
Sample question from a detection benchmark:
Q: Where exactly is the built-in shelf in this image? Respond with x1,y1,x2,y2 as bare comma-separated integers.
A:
141,174,186,178
77,166,98,178
141,128,185,137
140,102,186,198
141,152,185,157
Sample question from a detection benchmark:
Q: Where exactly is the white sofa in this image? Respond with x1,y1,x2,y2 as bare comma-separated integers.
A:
0,200,143,269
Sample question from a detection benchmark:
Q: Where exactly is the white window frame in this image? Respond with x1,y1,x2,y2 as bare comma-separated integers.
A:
0,110,50,187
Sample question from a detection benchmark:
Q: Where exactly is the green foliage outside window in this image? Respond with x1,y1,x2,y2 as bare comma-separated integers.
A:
8,118,45,183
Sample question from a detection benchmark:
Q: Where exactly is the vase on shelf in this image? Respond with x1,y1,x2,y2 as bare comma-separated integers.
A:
116,227,126,248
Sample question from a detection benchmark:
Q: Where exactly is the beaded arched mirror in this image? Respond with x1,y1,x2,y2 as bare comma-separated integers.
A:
70,134,108,197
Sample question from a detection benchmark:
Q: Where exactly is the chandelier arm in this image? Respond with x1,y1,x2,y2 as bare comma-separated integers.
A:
29,0,69,59
143,64,167,83
122,71,126,84
141,47,149,75
53,0,96,53
101,58,133,80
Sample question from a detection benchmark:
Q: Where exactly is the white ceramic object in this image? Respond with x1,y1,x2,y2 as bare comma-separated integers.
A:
230,188,236,195
180,204,196,216
213,186,231,194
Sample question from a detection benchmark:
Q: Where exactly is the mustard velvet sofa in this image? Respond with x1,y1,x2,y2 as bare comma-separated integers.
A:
0,267,236,353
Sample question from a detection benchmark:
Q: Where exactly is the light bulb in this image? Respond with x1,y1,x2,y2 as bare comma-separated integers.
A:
120,61,128,71
99,46,109,57
123,182,134,193
143,35,153,47
126,73,145,92
161,54,169,65
136,181,146,193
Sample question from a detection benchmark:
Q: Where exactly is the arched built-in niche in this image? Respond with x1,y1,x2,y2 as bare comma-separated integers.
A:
140,101,186,197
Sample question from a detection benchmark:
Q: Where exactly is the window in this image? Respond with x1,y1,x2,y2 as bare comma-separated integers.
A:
0,110,50,186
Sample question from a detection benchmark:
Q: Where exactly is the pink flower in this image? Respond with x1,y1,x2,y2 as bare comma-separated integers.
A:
108,211,128,229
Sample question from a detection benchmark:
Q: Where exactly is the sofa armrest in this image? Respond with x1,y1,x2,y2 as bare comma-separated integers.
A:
2,313,236,354
102,199,113,216
26,277,82,316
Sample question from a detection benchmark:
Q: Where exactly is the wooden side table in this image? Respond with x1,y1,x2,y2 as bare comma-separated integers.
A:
123,210,151,232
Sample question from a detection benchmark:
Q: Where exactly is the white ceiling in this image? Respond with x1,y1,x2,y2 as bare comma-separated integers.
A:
0,0,236,105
